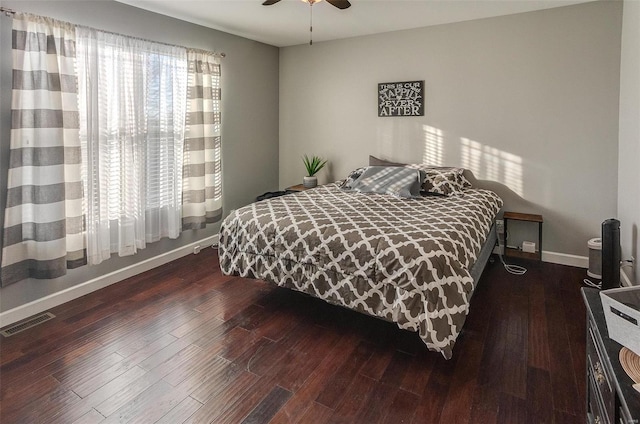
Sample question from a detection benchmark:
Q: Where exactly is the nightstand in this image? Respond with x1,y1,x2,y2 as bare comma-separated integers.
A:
582,288,639,424
503,211,543,261
285,184,308,192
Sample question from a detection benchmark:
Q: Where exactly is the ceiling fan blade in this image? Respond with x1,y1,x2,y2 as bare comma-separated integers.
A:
262,0,282,5
326,0,351,9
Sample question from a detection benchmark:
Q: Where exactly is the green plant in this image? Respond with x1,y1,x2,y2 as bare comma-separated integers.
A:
302,154,327,177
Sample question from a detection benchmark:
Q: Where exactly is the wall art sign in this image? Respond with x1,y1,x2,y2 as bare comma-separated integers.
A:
378,80,424,117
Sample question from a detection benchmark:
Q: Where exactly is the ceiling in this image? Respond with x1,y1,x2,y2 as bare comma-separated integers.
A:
115,0,595,47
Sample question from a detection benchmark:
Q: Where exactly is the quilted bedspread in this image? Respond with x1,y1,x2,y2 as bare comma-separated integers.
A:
219,183,502,358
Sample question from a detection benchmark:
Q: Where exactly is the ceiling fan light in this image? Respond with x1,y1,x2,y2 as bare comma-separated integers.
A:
301,0,323,4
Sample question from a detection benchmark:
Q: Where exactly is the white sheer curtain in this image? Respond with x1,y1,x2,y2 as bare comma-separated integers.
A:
76,27,188,265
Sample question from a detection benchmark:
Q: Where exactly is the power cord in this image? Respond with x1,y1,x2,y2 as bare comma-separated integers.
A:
583,278,601,289
496,229,527,275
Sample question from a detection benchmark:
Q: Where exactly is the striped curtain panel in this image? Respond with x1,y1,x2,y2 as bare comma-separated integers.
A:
1,14,86,286
182,50,222,230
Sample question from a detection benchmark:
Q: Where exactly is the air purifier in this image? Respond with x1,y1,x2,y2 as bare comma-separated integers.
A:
601,219,621,290
587,237,602,279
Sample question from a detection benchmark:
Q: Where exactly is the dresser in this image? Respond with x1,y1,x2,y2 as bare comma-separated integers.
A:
582,288,640,424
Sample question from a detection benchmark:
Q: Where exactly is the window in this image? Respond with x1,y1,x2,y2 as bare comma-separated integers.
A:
76,28,220,265
2,13,222,285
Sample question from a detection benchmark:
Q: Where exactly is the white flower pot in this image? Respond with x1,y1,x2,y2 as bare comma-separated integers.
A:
303,176,317,188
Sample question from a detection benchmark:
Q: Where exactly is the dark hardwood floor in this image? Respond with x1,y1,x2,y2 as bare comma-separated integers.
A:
0,248,587,423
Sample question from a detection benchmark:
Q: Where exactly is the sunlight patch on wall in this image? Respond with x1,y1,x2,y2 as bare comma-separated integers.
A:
422,125,444,166
461,138,523,196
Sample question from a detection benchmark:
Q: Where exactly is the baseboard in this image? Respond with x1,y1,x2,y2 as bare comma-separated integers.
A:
541,251,588,268
0,235,219,328
492,247,589,269
533,251,635,287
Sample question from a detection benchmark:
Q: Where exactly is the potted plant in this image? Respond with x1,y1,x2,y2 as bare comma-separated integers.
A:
302,154,327,188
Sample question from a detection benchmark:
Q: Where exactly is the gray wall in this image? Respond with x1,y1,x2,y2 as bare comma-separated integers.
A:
279,1,622,258
0,0,280,311
618,0,640,284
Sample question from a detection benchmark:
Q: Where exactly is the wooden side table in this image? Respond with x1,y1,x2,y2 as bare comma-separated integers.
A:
503,211,543,261
285,184,308,192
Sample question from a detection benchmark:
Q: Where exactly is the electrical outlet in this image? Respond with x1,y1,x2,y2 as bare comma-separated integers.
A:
495,219,504,234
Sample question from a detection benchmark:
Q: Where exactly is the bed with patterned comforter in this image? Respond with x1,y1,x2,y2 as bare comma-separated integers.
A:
219,183,502,358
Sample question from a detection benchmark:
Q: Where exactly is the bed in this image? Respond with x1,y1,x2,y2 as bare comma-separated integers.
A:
219,171,502,359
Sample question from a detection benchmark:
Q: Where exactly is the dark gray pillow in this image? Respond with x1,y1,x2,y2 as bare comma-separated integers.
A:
368,155,406,167
346,166,424,198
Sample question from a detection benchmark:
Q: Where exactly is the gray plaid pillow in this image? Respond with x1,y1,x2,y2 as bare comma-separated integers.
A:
346,166,424,198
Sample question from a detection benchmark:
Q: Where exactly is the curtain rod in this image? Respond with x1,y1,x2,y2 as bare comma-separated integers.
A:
0,7,226,58
1,7,15,16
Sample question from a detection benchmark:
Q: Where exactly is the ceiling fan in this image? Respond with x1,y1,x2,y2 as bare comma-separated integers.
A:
262,0,351,10
262,0,352,45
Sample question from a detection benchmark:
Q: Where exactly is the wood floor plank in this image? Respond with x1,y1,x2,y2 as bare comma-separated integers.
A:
104,308,201,358
163,342,234,387
526,366,554,424
170,299,226,338
528,282,550,370
139,329,212,371
295,401,335,423
54,352,124,393
230,336,275,372
173,354,241,396
94,344,201,417
379,388,420,424
101,380,188,424
411,354,458,424
438,336,484,424
187,359,244,404
0,374,62,415
49,366,148,424
545,297,581,416
1,339,108,389
399,350,436,395
355,381,398,424
379,350,413,387
268,333,360,423
185,370,259,422
93,368,166,418
71,408,106,424
360,344,395,382
200,375,281,424
154,396,202,424
315,340,375,409
272,326,340,392
241,322,311,377
496,393,529,424
469,387,499,424
242,385,292,424
2,384,81,424
328,373,378,423
119,333,177,363
553,409,582,424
